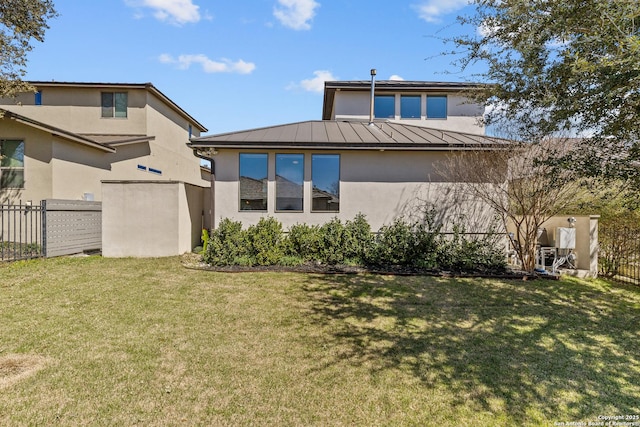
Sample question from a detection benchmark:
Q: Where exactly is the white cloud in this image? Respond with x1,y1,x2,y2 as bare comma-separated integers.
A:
389,75,405,81
126,0,201,25
274,0,320,30
288,70,336,93
159,54,256,74
413,0,469,23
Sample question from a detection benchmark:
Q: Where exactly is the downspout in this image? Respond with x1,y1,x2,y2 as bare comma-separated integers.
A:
369,68,377,125
193,149,216,230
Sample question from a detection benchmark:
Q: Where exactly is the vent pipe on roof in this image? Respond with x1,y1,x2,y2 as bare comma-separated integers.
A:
369,68,376,125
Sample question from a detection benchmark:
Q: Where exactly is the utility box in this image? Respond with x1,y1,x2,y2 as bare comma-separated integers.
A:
555,227,576,249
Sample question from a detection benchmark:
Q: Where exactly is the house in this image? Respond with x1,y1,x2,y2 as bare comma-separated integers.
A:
0,81,209,204
0,82,211,257
188,80,504,232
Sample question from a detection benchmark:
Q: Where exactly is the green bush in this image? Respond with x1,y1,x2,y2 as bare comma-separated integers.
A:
202,214,507,273
204,219,246,266
344,213,374,264
286,223,321,261
246,217,285,266
437,225,506,273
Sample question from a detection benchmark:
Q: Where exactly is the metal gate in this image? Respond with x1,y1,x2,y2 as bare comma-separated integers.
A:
1,199,102,262
0,201,43,262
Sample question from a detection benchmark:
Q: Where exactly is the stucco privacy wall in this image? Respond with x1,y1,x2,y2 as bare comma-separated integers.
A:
507,215,599,277
212,149,500,232
102,181,206,257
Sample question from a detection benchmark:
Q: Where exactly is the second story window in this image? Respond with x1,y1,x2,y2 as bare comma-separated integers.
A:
34,91,42,106
400,95,421,119
374,95,395,119
426,95,447,119
101,92,128,118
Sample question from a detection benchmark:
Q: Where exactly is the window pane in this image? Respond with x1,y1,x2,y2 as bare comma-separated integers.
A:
427,95,447,118
374,95,395,119
239,153,268,211
1,140,24,167
312,154,340,212
0,169,24,189
276,154,303,211
101,93,114,117
115,92,128,118
35,91,42,105
401,95,421,118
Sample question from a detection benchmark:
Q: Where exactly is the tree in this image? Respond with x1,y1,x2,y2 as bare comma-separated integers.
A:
450,0,640,187
0,0,57,98
440,135,582,273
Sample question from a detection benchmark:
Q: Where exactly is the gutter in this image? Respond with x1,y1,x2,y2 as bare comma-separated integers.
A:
192,148,216,231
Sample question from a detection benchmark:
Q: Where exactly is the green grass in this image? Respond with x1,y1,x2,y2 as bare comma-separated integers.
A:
0,256,639,426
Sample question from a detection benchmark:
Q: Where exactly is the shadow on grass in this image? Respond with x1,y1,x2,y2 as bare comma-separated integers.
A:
302,274,640,423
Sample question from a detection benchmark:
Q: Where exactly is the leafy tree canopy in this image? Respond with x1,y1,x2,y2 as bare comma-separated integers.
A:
0,0,57,98
452,0,640,185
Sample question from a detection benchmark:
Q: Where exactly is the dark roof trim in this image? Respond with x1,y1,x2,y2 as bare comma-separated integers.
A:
324,80,484,90
2,109,116,153
28,81,208,132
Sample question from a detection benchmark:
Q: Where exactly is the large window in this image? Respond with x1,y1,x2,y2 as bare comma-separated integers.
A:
311,154,340,212
239,153,268,211
400,95,421,119
276,154,304,211
0,140,25,189
374,95,395,119
426,95,447,119
101,92,128,118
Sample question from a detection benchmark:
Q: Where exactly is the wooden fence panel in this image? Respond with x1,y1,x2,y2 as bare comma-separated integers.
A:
43,199,102,258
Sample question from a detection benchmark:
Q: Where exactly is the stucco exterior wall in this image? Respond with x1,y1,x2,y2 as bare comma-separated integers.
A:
1,86,148,135
212,149,499,232
102,181,206,257
0,119,53,204
332,91,485,135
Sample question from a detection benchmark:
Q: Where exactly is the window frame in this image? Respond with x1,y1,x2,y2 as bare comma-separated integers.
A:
374,95,396,119
0,140,25,189
275,153,304,212
400,95,421,119
101,92,128,118
311,154,340,213
426,95,447,119
239,153,268,212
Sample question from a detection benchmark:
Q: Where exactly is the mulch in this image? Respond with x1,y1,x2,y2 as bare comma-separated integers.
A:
180,254,558,280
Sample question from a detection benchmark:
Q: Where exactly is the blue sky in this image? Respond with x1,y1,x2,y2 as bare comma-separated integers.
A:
24,0,482,135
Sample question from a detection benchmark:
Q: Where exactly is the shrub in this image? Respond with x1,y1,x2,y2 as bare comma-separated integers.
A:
317,217,348,265
344,213,374,264
286,223,321,261
204,219,246,266
437,225,506,273
246,217,285,265
367,218,416,267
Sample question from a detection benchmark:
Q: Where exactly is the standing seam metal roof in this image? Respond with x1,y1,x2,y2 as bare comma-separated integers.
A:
189,120,508,149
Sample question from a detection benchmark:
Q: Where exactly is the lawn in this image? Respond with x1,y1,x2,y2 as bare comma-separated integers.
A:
0,256,639,426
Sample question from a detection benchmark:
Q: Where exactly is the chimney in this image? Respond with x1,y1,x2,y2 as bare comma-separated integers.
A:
369,68,376,125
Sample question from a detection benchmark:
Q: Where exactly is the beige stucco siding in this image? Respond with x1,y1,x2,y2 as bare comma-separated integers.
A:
212,149,498,232
102,181,205,257
0,120,53,203
1,87,148,135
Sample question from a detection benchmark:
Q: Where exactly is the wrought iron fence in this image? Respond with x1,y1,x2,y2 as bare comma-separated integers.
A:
0,201,44,262
599,222,640,284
